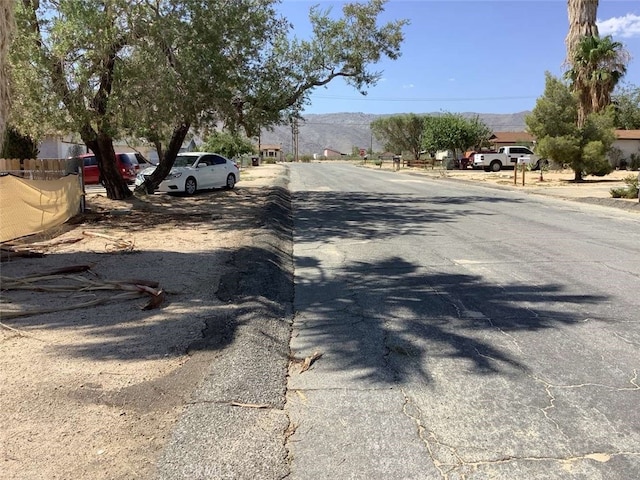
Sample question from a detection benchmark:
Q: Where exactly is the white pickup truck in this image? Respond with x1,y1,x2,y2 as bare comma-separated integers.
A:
472,146,543,172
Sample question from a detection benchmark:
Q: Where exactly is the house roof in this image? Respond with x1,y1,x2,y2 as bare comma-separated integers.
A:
488,130,640,143
489,131,535,144
259,144,282,150
615,129,640,140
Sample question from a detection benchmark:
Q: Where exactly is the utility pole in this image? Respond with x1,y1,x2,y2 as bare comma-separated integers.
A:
293,117,299,162
290,119,295,162
257,127,261,163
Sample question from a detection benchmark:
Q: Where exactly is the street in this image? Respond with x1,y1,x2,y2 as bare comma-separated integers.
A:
285,162,640,479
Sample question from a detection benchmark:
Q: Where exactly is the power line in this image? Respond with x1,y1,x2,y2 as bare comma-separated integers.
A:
296,122,529,128
312,94,538,102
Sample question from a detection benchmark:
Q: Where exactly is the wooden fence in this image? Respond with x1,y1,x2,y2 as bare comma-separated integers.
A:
0,158,81,180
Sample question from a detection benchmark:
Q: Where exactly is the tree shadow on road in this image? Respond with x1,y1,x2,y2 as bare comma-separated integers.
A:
292,254,609,386
290,188,610,386
293,191,524,243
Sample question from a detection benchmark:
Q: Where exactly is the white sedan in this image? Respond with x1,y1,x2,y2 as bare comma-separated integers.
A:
136,152,240,195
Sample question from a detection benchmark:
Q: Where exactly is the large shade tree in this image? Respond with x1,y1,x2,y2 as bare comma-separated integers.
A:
134,0,407,194
370,114,426,160
11,0,407,199
201,131,255,160
422,113,491,161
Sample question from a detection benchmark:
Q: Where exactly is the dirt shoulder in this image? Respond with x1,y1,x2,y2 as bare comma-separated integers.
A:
0,164,292,480
363,161,640,213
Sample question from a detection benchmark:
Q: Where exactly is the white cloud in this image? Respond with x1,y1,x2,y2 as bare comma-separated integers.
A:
449,78,456,82
597,13,640,39
402,84,414,89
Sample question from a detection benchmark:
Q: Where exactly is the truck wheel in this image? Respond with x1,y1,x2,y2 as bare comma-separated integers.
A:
490,161,502,172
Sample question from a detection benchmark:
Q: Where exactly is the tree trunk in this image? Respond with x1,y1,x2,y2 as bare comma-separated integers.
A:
0,1,14,148
135,121,190,195
86,132,132,200
566,0,599,62
566,0,599,128
573,169,583,182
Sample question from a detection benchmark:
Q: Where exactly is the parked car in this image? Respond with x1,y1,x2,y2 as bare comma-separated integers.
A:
72,152,150,185
135,152,239,195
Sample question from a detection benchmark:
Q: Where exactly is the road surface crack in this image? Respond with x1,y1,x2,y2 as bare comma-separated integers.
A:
530,369,639,433
399,388,463,479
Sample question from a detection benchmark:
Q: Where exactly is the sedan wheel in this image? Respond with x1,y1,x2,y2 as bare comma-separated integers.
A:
226,174,236,190
185,177,197,195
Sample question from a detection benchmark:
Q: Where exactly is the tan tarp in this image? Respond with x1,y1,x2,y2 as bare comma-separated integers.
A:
0,174,82,242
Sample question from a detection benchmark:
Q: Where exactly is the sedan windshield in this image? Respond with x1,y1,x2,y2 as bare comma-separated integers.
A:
174,155,197,168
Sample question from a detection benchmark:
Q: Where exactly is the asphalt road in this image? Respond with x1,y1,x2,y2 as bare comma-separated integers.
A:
285,162,640,479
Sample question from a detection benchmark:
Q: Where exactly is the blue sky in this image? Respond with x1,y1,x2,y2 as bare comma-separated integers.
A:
277,0,640,115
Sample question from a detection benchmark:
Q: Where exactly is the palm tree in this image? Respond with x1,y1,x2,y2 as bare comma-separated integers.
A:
0,1,15,148
566,35,629,127
565,0,599,62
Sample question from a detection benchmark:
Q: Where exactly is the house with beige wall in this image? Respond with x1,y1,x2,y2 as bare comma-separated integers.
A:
611,130,640,167
257,143,283,161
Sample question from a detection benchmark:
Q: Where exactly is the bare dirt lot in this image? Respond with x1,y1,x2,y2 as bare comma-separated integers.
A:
0,164,287,480
1,161,637,480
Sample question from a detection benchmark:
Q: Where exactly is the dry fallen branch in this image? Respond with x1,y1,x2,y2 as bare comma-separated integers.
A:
106,279,160,289
1,238,84,261
82,230,135,252
0,269,165,318
44,265,93,275
82,231,121,241
2,274,102,291
28,237,84,248
0,246,45,261
142,289,166,310
0,291,143,319
300,351,323,373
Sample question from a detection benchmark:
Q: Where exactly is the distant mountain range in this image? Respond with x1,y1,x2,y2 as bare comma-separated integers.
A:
259,111,530,156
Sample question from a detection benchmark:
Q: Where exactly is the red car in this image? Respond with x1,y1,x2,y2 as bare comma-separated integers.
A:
73,152,151,185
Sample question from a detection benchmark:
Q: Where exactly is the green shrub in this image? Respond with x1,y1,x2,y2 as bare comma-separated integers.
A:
629,153,640,171
610,174,639,199
585,159,614,177
1,126,39,159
